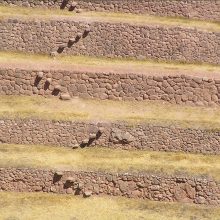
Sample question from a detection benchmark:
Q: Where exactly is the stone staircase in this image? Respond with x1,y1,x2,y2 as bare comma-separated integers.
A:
0,1,219,219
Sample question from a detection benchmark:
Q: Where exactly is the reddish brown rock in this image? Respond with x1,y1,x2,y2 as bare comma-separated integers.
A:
60,93,71,100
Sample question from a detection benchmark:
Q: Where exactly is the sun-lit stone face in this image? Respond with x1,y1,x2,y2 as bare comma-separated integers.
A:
0,0,219,21
0,167,219,205
0,0,219,214
0,117,220,154
1,68,220,106
0,18,219,64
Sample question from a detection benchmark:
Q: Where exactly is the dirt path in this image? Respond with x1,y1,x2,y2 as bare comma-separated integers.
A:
1,57,220,79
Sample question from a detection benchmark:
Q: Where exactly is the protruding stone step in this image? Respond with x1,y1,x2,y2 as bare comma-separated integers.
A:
0,52,220,106
1,95,220,154
0,7,219,65
0,164,219,205
60,93,71,101
83,190,92,198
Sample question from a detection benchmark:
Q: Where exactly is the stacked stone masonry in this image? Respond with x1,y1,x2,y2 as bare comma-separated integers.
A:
1,119,220,155
0,19,219,64
1,68,220,106
0,168,219,205
0,0,219,21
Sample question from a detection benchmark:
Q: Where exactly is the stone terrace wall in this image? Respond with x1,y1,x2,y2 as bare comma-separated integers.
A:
0,19,219,65
1,119,220,155
0,0,219,21
1,68,220,106
0,168,219,205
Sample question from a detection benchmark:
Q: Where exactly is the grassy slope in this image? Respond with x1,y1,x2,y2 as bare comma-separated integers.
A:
0,192,220,220
0,144,219,180
0,5,219,32
0,51,220,73
1,95,220,129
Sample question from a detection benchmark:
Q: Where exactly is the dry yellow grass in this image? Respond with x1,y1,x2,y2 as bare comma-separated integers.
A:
0,5,219,32
0,192,219,220
0,144,219,180
0,51,220,73
1,95,220,129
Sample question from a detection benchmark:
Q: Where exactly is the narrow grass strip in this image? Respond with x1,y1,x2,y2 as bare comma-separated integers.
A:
0,192,219,220
0,51,219,73
0,144,219,181
1,95,220,129
0,5,219,32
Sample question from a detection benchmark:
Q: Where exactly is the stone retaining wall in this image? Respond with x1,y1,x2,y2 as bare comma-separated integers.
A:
0,18,219,64
0,168,219,205
1,118,220,155
1,68,220,106
0,0,219,21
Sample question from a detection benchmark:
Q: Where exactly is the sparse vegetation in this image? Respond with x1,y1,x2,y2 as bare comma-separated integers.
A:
0,144,219,180
0,51,220,73
1,95,220,129
1,192,220,220
0,5,219,32
0,2,219,219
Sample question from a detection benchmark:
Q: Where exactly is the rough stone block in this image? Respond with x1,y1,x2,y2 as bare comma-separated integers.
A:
60,93,71,100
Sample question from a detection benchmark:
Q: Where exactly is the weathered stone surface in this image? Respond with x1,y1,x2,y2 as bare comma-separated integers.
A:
66,188,73,194
0,19,219,64
46,78,52,84
37,72,44,78
60,93,71,100
50,51,58,57
0,0,219,21
110,128,135,144
54,84,61,91
83,190,92,198
0,168,219,205
55,171,63,177
89,133,97,139
1,118,220,155
71,1,78,8
66,177,75,183
1,68,220,106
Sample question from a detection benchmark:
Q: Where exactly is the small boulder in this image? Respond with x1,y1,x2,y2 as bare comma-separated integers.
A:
72,145,79,149
37,72,44,78
83,190,92,198
84,25,91,33
59,44,66,49
46,78,52,84
50,51,58,57
89,133,97,139
76,33,82,39
76,9,83,13
55,171,63,177
66,188,73,194
50,186,57,192
66,177,75,184
54,84,61,91
196,196,206,204
110,128,134,144
60,93,71,101
0,138,6,143
82,139,89,144
98,127,105,133
71,1,78,7
78,182,84,190
69,38,76,43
